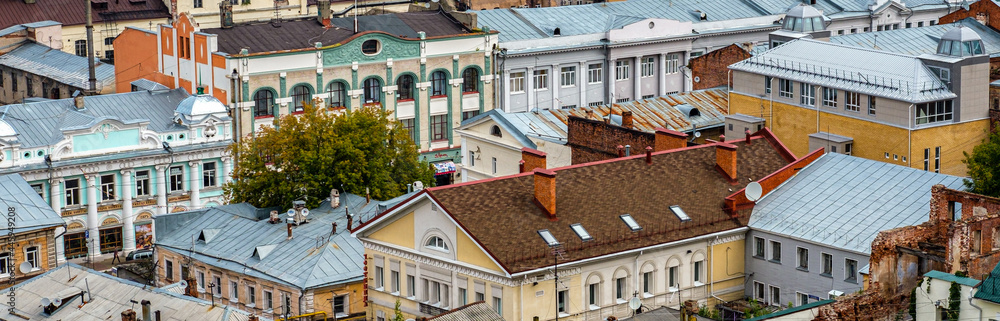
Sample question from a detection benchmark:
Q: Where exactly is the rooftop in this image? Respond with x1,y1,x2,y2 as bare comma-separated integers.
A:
830,18,1000,57
742,299,835,321
748,152,965,254
0,173,64,234
0,42,114,90
925,270,981,287
975,261,1000,304
426,301,505,321
0,0,169,29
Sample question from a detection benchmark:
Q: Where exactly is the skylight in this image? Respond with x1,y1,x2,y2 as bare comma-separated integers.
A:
670,205,691,222
570,223,592,241
538,229,560,246
620,214,641,231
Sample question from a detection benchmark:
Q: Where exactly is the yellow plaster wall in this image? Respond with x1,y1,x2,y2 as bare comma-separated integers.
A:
367,212,415,249
910,119,990,176
710,240,744,283
455,227,504,273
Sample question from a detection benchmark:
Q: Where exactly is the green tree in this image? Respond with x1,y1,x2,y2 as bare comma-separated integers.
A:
393,299,405,321
224,104,435,209
963,128,1000,197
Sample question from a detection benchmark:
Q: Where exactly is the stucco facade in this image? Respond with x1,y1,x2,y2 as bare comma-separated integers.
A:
457,113,570,182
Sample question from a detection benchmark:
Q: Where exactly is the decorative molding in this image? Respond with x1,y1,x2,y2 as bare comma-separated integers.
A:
710,232,745,246
364,241,518,287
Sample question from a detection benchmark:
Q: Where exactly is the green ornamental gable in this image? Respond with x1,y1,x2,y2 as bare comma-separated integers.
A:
323,33,420,67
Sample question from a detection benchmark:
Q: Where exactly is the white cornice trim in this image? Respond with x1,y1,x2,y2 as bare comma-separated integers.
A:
363,240,517,287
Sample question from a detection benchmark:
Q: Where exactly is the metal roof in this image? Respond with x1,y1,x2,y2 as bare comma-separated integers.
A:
130,78,170,92
830,18,1000,57
0,263,268,321
742,300,835,321
0,21,61,37
925,270,981,287
730,39,956,103
0,173,64,234
975,262,1000,304
546,87,729,133
808,131,853,143
749,152,965,254
0,0,169,29
426,302,505,321
0,42,114,90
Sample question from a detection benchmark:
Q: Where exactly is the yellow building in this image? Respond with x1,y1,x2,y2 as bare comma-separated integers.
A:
728,20,991,177
0,174,66,289
352,130,809,321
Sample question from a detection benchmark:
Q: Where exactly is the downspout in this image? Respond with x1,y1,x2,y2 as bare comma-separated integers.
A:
908,103,914,167
769,77,774,129
727,69,731,115
970,287,983,321
298,288,305,318
634,251,642,298
709,236,725,303
520,276,525,321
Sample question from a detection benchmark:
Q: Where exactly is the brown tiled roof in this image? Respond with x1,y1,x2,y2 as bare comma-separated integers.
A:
426,132,793,274
0,0,170,29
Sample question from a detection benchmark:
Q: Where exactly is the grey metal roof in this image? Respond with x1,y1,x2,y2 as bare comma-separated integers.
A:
461,109,544,149
785,3,823,18
0,42,114,90
727,113,766,123
0,263,269,321
156,194,376,290
427,302,506,321
830,18,1000,57
130,78,170,92
808,131,853,143
0,173,63,234
0,88,190,148
748,153,965,254
0,21,61,37
729,38,956,103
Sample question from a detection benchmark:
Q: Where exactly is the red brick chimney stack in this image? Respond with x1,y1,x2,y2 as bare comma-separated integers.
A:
533,169,557,220
715,143,738,181
621,111,633,129
654,128,688,152
122,310,137,321
645,146,652,164
617,145,624,158
745,130,751,145
521,147,547,172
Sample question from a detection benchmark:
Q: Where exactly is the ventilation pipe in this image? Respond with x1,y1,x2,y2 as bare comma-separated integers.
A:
140,300,151,321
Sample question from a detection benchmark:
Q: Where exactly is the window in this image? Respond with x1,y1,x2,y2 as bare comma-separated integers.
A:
770,241,781,262
396,75,415,101
169,166,184,192
462,110,480,121
248,286,256,306
25,77,32,96
463,69,479,93
557,290,568,313
778,79,793,98
570,223,592,241
845,143,853,155
915,100,953,125
918,21,924,27
537,229,559,246
510,72,525,93
754,237,765,258
100,174,115,201
363,78,382,103
797,247,808,270
665,53,680,74
615,277,626,300
765,76,772,94
391,270,400,293
929,66,950,85
493,297,502,316
822,87,838,107
65,178,80,206
620,214,641,231
533,69,549,90
430,115,447,141
458,287,467,305
400,118,416,144
10,74,15,94
906,22,912,28
426,236,448,251
588,282,599,306
851,28,857,33
800,83,815,105
30,183,43,200
935,147,941,173
280,292,291,315
588,64,603,83
0,253,8,275
560,66,576,87
254,90,275,117
291,85,311,112
375,265,384,289
693,261,703,283
194,0,203,8
202,162,217,187
230,281,239,300
430,71,448,97
837,30,844,35
924,148,930,171
798,292,809,306
131,170,149,197
361,40,380,55
25,246,37,269
75,40,87,57
868,96,876,116
845,91,860,112
974,229,982,253
588,101,603,107
264,290,273,310
326,82,346,107
492,157,497,175
197,271,205,291
407,274,416,298
165,260,174,280
769,285,780,306
845,259,858,282
754,281,765,301
476,291,485,302
615,60,630,80
643,271,653,294
641,57,655,77
930,20,937,25
668,266,678,289
214,276,222,295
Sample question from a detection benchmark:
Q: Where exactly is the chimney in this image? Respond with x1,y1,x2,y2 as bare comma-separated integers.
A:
715,143,738,181
249,315,260,321
621,111,633,129
140,300,151,321
585,109,594,120
73,94,85,110
745,130,752,145
330,189,340,208
533,169,557,220
645,146,652,164
617,145,624,158
286,223,293,240
719,134,726,142
316,0,332,27
219,1,234,29
654,128,688,152
365,187,370,204
521,147,547,172
518,160,525,173
155,311,161,321
347,214,353,230
184,269,198,298
122,309,137,321
331,222,337,235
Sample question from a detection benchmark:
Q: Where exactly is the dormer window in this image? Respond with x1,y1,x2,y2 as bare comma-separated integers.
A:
426,236,449,252
620,214,641,231
937,27,986,57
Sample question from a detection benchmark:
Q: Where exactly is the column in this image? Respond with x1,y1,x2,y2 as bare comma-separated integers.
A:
634,56,642,101
121,169,136,253
551,64,560,110
189,161,201,210
502,69,511,112
578,61,586,106
156,165,168,215
221,157,232,184
607,57,615,105
526,66,535,112
659,53,667,96
50,178,65,264
86,174,101,258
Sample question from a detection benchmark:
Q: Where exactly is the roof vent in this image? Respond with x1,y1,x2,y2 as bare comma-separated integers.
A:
72,90,84,110
252,244,278,260
197,228,220,243
553,27,561,36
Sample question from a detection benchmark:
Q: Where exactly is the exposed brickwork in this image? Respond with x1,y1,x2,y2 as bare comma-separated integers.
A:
532,169,557,219
122,309,137,321
521,147,547,172
940,1,1000,32
654,128,688,152
567,116,654,164
690,44,751,91
715,143,738,181
812,284,909,321
724,148,825,214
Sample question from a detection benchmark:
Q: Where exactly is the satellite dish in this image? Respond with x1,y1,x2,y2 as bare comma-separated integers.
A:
301,209,310,217
41,298,51,306
287,209,296,217
628,297,642,310
424,2,430,7
693,131,702,138
18,262,31,274
745,181,763,202
53,298,62,306
179,280,188,288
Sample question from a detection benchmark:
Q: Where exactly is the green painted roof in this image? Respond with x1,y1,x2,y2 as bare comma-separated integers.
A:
743,300,835,321
974,263,1000,304
925,270,981,287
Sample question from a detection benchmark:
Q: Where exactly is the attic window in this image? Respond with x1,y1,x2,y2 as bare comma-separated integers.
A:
537,229,560,246
670,205,691,222
491,125,502,137
570,223,592,241
620,214,641,231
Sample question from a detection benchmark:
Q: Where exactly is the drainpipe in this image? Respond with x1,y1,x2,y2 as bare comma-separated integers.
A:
298,289,304,319
727,69,731,116
709,236,725,303
634,251,643,299
908,103,914,167
970,287,983,321
769,77,774,129
520,276,526,321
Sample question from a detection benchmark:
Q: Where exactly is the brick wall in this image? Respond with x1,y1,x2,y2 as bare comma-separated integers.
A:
690,44,750,91
567,116,654,164
940,1,1000,31
723,147,824,214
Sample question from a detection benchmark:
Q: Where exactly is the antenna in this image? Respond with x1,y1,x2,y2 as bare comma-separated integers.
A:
745,182,763,202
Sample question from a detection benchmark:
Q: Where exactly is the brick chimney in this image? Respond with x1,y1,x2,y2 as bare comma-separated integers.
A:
617,145,624,158
745,130,752,145
621,111,633,129
248,315,260,321
521,147,547,172
184,269,198,297
533,169,557,220
122,309,137,321
654,128,688,152
645,146,652,164
715,143,738,181
286,222,293,240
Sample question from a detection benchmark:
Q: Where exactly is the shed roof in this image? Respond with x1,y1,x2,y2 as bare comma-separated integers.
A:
830,18,1000,57
749,153,965,254
0,42,114,90
0,173,64,234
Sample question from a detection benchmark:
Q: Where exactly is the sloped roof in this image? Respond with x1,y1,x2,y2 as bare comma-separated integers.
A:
925,270,980,287
749,153,965,254
130,78,170,92
427,301,505,321
0,0,169,29
0,21,61,37
546,87,729,133
975,262,1000,304
0,42,114,90
830,18,1000,57
729,39,955,103
0,174,64,234
742,299,834,321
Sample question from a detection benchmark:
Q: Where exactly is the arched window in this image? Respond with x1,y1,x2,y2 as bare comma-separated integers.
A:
490,125,502,137
397,75,415,101
430,71,447,97
462,68,479,93
254,90,275,117
426,236,449,252
326,82,346,108
363,78,382,103
74,40,87,57
291,85,311,112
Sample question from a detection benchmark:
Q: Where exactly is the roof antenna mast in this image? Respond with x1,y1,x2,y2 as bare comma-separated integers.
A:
353,0,359,33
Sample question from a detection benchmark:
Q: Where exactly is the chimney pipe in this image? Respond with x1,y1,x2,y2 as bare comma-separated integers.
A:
719,134,726,142
745,130,751,145
74,94,85,109
621,111,633,129
365,187,370,204
122,309,137,321
521,147,547,172
645,146,652,164
533,169,557,220
715,143,738,181
518,160,525,173
625,145,631,156
617,145,624,158
332,222,337,235
286,223,293,240
654,128,688,152
347,215,353,230
140,300,151,321
155,310,161,321
316,0,332,27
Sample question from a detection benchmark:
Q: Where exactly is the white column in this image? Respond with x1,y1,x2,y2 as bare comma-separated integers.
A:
121,169,136,253
50,178,65,264
634,56,642,101
659,53,668,96
607,58,615,104
526,67,535,112
502,70,511,112
156,165,168,215
552,64,560,110
86,174,101,258
222,157,232,184
189,161,201,210
578,61,586,106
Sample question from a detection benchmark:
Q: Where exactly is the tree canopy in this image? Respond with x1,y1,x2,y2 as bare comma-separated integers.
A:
963,127,1000,198
224,104,435,209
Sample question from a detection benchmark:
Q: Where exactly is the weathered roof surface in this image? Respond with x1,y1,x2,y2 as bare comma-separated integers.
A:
130,78,170,92
975,262,1000,304
204,11,470,54
0,263,268,321
0,43,114,90
427,131,794,273
0,0,169,29
730,39,955,103
742,299,834,321
830,18,1000,57
460,109,567,148
0,21,61,37
0,174,64,234
156,194,394,290
427,301,505,321
925,270,980,287
749,153,965,254
547,88,729,133
0,88,190,148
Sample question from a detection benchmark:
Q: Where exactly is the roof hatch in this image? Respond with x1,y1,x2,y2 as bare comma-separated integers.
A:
570,223,592,241
620,214,641,231
670,205,691,222
537,229,560,246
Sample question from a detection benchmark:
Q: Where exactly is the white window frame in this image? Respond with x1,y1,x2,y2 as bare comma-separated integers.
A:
796,247,808,270
754,237,765,258
845,258,858,282
797,291,809,306
667,265,679,291
868,96,876,116
557,290,568,314
197,271,206,292
24,246,38,270
822,87,838,107
615,277,627,301
641,56,655,77
615,60,630,81
778,78,793,98
333,294,348,316
202,161,217,187
588,64,602,84
561,66,576,87
642,271,653,295
510,72,525,93
533,69,549,90
693,260,703,284
588,282,600,308
665,53,680,74
0,252,9,276
100,174,115,201
753,281,765,301
136,170,150,196
230,280,239,301
800,83,815,106
264,289,274,310
169,165,184,192
770,240,781,262
425,236,449,253
845,91,860,112
769,285,780,306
